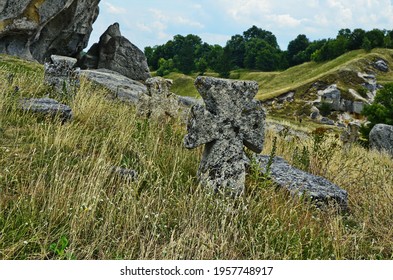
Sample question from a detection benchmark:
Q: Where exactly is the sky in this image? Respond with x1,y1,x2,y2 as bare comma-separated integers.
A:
87,0,393,51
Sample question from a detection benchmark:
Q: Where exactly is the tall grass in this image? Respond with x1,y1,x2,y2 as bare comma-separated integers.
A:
0,56,392,260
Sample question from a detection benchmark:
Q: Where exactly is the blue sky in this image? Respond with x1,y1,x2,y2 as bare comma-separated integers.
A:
88,0,393,51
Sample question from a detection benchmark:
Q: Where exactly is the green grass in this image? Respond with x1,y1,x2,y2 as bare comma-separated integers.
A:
0,55,393,260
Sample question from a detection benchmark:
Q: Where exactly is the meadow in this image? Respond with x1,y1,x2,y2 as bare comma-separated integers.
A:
0,54,392,260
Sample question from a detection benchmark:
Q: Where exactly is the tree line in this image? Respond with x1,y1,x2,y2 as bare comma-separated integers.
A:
144,26,393,77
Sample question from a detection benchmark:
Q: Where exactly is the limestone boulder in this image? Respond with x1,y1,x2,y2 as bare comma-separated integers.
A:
369,124,393,156
79,22,151,82
374,60,389,72
80,69,147,103
0,0,100,62
254,155,348,211
137,77,182,119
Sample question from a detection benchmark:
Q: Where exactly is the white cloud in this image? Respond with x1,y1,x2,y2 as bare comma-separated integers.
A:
223,0,272,21
104,2,127,15
267,14,303,28
174,16,204,28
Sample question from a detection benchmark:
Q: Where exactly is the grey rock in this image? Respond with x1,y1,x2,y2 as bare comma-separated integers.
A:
374,60,389,72
111,167,138,182
353,101,364,114
369,124,393,156
0,0,100,63
320,117,335,126
137,77,181,119
341,122,360,145
44,55,80,97
320,84,341,111
80,69,147,103
20,97,72,123
184,76,265,195
177,95,202,107
277,91,295,103
310,111,320,120
79,22,151,81
254,155,348,211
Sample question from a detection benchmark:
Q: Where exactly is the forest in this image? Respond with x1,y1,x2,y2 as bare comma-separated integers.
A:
144,26,393,77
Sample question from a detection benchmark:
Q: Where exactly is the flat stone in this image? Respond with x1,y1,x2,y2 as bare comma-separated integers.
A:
254,155,348,211
184,76,265,195
80,69,147,103
20,97,72,123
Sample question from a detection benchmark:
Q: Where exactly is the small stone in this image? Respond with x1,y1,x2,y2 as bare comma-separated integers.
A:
320,117,335,126
111,167,138,182
184,76,265,195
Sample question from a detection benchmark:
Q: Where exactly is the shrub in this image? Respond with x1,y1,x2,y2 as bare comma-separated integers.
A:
361,83,393,142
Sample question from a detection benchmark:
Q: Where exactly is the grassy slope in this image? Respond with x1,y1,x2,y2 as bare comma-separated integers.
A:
0,55,392,260
164,49,393,101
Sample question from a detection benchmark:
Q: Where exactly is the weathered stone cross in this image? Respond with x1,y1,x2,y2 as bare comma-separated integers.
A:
184,76,265,194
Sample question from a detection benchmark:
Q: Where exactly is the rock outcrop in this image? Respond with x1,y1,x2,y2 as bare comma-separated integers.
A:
0,0,100,63
184,76,265,195
317,84,367,115
254,155,348,211
79,22,151,82
80,69,147,103
369,124,393,156
374,59,389,72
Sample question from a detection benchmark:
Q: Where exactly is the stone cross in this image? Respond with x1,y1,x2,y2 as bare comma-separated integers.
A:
184,76,265,194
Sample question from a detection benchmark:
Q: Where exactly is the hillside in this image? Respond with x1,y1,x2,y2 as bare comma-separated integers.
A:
0,54,393,260
164,48,393,99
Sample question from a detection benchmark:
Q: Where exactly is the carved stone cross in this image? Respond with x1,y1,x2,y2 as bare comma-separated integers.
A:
184,76,265,194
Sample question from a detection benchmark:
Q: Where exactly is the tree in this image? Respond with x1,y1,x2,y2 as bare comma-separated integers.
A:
226,34,246,68
287,34,310,66
156,58,175,76
195,57,208,75
365,29,385,49
215,46,231,78
361,83,393,140
243,25,280,49
348,28,366,50
173,34,202,74
362,37,372,52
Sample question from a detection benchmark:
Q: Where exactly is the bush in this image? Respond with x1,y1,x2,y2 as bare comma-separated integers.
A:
361,83,393,142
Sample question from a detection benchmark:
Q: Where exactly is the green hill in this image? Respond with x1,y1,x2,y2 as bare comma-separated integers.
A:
164,48,393,100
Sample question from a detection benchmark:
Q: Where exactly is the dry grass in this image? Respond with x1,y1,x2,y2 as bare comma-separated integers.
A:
0,56,392,260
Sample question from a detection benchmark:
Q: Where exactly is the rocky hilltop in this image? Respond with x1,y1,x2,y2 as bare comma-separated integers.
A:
0,0,100,62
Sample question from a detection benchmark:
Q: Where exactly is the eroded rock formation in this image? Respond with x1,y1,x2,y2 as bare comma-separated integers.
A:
0,0,100,62
78,22,151,81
